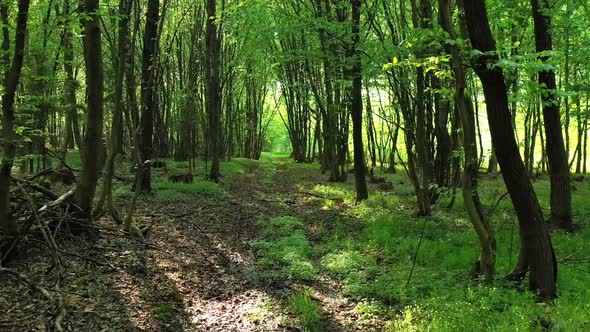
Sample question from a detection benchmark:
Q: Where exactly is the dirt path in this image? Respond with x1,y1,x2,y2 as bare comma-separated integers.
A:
1,159,382,331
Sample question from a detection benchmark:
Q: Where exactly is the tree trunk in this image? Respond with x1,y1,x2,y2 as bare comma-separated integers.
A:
73,0,104,231
350,0,368,201
206,0,222,181
411,0,433,216
94,0,134,221
461,0,557,301
0,0,30,237
441,0,495,282
139,0,160,192
531,0,573,231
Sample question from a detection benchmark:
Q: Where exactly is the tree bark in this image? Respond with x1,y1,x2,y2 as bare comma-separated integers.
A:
95,0,134,221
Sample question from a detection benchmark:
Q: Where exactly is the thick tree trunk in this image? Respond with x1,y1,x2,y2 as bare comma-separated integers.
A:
461,0,557,301
73,0,104,230
0,0,30,236
531,0,573,231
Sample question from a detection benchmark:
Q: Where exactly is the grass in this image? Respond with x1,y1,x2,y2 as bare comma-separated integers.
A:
151,303,177,321
153,178,220,199
252,216,317,282
26,151,590,329
250,157,590,330
288,289,321,332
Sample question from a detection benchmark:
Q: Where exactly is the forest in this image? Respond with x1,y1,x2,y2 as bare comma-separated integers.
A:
0,0,589,330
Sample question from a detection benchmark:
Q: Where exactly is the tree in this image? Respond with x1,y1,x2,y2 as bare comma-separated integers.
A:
0,0,31,237
350,0,368,201
94,0,134,221
439,0,496,282
461,0,557,300
139,0,160,192
531,0,573,231
206,0,222,181
73,0,105,230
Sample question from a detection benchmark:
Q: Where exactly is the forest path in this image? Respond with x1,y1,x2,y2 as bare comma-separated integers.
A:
1,156,382,331
121,156,381,331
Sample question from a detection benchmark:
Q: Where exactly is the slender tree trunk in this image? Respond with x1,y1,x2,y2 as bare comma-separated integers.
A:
95,0,133,221
350,0,368,201
73,0,104,230
531,0,573,231
461,0,557,301
60,0,82,166
0,0,30,237
441,0,495,282
206,0,222,181
139,0,160,192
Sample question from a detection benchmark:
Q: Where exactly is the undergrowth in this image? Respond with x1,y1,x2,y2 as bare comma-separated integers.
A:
288,289,321,332
153,179,220,199
252,216,317,282
292,165,590,330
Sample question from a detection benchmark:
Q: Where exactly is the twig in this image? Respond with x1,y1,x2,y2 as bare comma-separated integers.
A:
46,149,81,172
171,204,217,218
54,286,65,332
27,168,54,182
406,218,428,288
487,192,510,216
57,249,117,271
17,183,62,267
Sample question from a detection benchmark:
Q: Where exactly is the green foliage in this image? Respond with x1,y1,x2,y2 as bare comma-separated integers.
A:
303,166,590,330
151,303,176,321
253,216,317,281
50,150,82,170
311,184,354,203
322,250,377,278
288,289,321,332
153,179,220,199
113,186,133,200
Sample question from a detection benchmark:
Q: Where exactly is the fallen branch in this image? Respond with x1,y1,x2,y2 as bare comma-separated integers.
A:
39,190,75,213
171,204,217,218
303,191,343,201
11,177,60,200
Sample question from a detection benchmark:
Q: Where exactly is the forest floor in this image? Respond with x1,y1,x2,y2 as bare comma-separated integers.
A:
1,153,589,331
